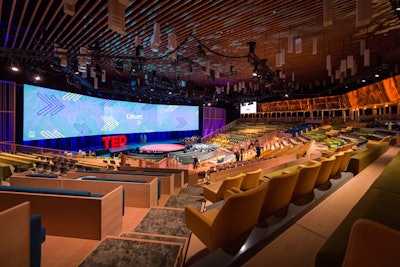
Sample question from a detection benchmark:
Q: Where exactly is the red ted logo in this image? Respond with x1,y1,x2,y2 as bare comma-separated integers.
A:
101,135,127,149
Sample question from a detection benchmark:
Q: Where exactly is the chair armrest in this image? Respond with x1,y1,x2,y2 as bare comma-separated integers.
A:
230,187,242,193
185,206,213,235
224,187,242,200
203,185,218,203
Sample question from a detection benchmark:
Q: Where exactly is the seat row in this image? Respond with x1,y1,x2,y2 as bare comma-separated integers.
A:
186,148,354,251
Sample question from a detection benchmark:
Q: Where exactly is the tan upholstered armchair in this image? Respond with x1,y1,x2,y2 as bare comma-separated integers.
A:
240,169,262,191
366,135,392,148
259,170,299,219
315,156,336,186
329,151,345,178
203,173,243,203
338,149,353,174
292,160,321,200
342,219,400,267
185,182,268,251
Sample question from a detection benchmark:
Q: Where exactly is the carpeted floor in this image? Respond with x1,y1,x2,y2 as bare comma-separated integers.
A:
78,237,182,267
134,208,191,238
79,186,205,266
178,186,204,196
164,194,204,210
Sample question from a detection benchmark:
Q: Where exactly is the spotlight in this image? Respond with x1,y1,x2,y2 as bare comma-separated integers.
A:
10,60,20,72
34,75,41,81
131,63,137,73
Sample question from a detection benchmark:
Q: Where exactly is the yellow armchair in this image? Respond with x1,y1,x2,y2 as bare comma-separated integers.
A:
366,135,392,148
342,219,400,267
185,182,268,251
292,160,321,200
338,149,353,174
315,156,336,186
203,173,243,203
240,169,262,191
330,151,345,178
259,170,299,219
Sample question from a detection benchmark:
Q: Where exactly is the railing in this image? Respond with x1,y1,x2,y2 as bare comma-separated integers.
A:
0,142,64,155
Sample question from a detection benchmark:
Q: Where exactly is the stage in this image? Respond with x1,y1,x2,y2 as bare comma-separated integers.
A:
95,139,186,155
140,144,185,153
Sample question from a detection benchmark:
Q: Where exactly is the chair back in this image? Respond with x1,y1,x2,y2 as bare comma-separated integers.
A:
315,156,336,186
330,152,345,178
292,160,321,200
240,169,262,191
338,149,353,174
211,182,268,250
216,173,243,198
259,170,299,219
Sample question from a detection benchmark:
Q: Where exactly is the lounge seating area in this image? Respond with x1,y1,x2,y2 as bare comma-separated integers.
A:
187,147,357,266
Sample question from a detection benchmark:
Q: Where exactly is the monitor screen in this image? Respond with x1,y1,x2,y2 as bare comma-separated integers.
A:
240,101,257,114
23,84,199,141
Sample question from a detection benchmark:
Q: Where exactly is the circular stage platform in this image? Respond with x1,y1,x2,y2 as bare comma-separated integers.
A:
140,143,185,153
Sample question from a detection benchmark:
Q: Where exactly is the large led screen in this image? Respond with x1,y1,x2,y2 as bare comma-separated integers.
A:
23,84,199,141
240,101,257,114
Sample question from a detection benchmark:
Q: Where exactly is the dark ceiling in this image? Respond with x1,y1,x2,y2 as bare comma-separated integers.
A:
0,0,399,105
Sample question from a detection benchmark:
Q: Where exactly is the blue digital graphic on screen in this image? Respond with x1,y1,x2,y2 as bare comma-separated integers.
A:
23,84,199,141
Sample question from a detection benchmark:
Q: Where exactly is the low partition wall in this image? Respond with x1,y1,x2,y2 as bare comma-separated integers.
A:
118,166,188,188
67,170,174,195
10,171,159,208
0,185,123,240
0,202,31,267
10,173,64,189
63,177,158,208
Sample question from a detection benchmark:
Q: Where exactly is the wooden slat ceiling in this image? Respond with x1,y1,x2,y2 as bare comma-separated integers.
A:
0,0,399,102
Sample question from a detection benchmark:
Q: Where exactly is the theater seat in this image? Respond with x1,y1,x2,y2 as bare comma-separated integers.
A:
366,135,392,148
338,149,353,174
185,182,268,251
315,156,336,187
203,173,243,203
240,169,262,191
292,161,321,201
330,151,345,178
342,219,400,267
259,170,299,219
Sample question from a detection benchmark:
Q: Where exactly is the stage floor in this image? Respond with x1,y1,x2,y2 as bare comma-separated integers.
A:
140,144,185,153
96,139,184,154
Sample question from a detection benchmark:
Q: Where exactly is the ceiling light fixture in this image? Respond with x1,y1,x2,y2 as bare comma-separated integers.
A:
10,60,20,72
